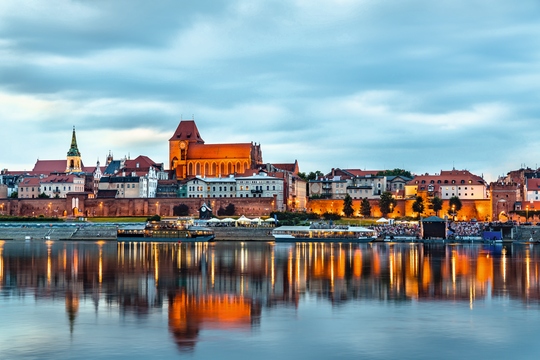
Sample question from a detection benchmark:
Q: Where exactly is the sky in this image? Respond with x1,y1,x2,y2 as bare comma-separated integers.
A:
1,0,540,182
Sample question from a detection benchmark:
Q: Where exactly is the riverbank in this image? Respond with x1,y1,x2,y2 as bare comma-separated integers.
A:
0,224,274,241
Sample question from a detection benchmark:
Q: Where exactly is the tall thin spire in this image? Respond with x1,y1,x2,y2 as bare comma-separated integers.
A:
67,126,81,157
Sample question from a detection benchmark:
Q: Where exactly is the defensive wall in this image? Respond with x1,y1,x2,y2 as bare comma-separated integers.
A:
307,198,492,221
1,196,493,220
0,196,276,218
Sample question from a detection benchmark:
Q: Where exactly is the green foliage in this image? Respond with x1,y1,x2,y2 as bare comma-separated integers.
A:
146,215,161,222
379,191,397,216
0,215,63,222
10,191,18,198
360,198,372,217
376,168,412,178
299,170,324,181
322,212,341,221
342,194,354,217
412,196,424,218
448,196,462,215
218,203,236,216
430,196,443,215
38,192,50,198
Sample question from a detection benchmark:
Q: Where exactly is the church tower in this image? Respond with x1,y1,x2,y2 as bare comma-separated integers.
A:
66,126,82,173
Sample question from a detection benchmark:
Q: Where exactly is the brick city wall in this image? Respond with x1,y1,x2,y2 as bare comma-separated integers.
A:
307,198,492,220
2,196,276,218
2,196,492,220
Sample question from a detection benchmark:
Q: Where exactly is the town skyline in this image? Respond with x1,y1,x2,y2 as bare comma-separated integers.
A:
2,1,540,181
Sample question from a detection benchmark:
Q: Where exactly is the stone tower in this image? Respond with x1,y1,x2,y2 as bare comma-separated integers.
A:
66,126,82,173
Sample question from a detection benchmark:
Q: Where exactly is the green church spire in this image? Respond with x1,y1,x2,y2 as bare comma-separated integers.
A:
67,126,81,157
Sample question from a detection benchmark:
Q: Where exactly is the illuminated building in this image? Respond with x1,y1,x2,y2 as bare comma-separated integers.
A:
169,120,263,180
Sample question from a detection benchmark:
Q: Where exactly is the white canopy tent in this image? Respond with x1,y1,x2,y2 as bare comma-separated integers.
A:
376,217,390,223
236,215,251,225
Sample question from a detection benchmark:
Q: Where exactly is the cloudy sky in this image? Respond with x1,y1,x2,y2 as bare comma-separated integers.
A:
1,0,539,181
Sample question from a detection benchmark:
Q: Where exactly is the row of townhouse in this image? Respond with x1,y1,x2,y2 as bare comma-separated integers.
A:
185,173,286,211
308,168,489,201
309,168,411,200
96,155,166,198
18,175,85,199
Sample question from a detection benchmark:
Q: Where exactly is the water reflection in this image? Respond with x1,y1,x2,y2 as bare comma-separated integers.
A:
1,241,540,353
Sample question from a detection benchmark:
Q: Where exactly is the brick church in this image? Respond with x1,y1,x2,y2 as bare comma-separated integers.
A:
169,120,263,180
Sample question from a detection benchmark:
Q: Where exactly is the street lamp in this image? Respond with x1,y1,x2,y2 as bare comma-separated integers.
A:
451,204,456,221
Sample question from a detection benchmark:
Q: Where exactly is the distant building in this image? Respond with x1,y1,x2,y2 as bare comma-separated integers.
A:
40,174,85,198
169,120,263,180
405,169,488,200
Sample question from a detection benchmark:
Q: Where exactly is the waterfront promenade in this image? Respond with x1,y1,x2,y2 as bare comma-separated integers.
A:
0,223,273,241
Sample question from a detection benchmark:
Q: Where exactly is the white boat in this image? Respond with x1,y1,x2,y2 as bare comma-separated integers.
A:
272,224,376,243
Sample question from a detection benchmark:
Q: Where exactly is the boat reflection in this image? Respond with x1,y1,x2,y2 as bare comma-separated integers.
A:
1,241,540,352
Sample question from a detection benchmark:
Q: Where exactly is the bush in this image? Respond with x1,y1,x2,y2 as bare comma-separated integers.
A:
322,212,341,221
147,215,161,222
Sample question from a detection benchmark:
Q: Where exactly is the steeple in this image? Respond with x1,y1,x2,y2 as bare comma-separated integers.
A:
67,126,81,157
66,126,82,173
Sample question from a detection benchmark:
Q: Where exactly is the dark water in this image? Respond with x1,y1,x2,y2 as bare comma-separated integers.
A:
1,240,540,359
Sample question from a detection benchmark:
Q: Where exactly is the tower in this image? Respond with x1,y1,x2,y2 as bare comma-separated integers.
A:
66,126,82,173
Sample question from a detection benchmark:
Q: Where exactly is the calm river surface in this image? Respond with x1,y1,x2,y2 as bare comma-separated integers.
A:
1,240,540,359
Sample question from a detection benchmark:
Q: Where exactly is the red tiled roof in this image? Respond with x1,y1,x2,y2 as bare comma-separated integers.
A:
40,174,80,184
527,178,540,189
169,120,204,143
408,169,485,185
271,162,299,174
32,160,67,174
20,177,41,186
82,165,106,173
343,169,381,177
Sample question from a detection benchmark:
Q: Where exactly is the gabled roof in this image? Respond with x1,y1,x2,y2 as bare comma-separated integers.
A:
271,160,299,174
32,160,67,174
407,169,485,186
343,169,381,177
124,155,159,170
20,177,41,186
169,120,205,143
526,178,540,190
40,174,81,184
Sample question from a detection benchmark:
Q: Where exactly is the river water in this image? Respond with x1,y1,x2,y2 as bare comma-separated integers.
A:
1,240,540,359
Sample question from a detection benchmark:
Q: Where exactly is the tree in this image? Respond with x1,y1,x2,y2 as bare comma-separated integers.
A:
448,196,462,220
38,192,50,199
412,196,424,218
173,203,189,216
379,191,397,216
342,194,354,217
360,198,372,217
10,191,18,198
430,196,443,216
376,168,412,178
218,203,236,216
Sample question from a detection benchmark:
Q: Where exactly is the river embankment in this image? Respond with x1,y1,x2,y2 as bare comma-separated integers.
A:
0,223,274,241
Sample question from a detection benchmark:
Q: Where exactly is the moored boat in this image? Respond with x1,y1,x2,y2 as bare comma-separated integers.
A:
272,223,376,243
117,217,215,242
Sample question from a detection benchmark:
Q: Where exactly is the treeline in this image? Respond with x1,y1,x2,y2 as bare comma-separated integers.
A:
0,215,63,222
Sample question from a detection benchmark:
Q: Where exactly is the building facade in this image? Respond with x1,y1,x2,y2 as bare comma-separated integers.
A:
169,120,263,180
